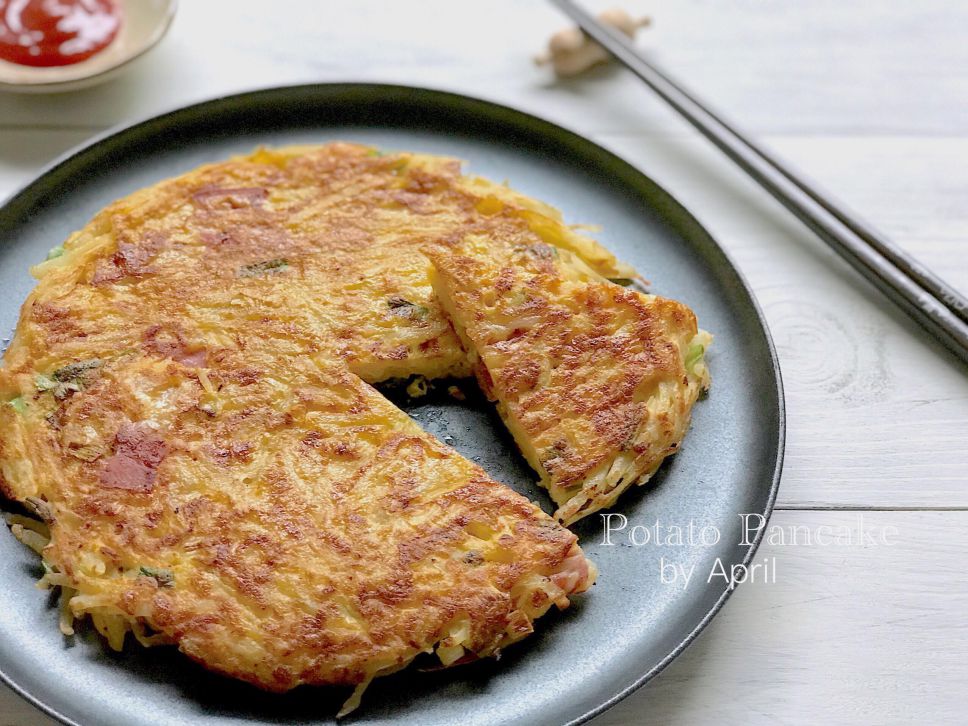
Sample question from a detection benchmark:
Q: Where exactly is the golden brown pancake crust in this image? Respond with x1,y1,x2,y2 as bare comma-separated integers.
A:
429,235,711,525
0,144,606,704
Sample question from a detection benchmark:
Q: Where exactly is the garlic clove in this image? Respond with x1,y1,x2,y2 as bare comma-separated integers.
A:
535,6,651,77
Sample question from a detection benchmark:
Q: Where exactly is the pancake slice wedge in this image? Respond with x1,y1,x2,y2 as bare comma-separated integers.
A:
429,235,711,525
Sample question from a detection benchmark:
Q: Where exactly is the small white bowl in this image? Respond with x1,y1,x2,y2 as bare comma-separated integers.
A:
0,0,177,94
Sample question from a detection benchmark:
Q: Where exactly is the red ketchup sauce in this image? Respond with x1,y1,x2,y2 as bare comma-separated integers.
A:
0,0,121,67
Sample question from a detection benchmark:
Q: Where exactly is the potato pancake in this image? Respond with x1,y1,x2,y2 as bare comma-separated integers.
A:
429,235,711,525
0,143,608,712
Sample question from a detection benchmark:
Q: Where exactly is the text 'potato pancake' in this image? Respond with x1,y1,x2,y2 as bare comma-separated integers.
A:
0,142,706,712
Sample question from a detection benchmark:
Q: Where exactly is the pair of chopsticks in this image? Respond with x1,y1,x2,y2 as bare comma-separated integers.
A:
551,0,968,365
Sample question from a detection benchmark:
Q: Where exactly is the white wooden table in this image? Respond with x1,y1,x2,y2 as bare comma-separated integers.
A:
1,1,966,723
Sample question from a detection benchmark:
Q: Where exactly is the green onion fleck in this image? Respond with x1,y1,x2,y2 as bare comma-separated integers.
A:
685,343,705,371
238,258,289,278
53,358,102,383
138,566,174,587
387,296,429,318
34,359,102,400
34,374,58,392
45,245,65,261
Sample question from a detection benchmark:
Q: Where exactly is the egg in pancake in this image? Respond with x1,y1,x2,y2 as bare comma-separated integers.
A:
0,140,710,711
429,235,711,525
0,301,593,715
0,143,617,712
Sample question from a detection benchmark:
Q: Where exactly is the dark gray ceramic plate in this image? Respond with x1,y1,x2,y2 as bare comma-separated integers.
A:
0,84,783,726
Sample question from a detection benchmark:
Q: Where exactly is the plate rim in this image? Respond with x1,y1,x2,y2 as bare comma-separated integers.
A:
0,82,785,726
